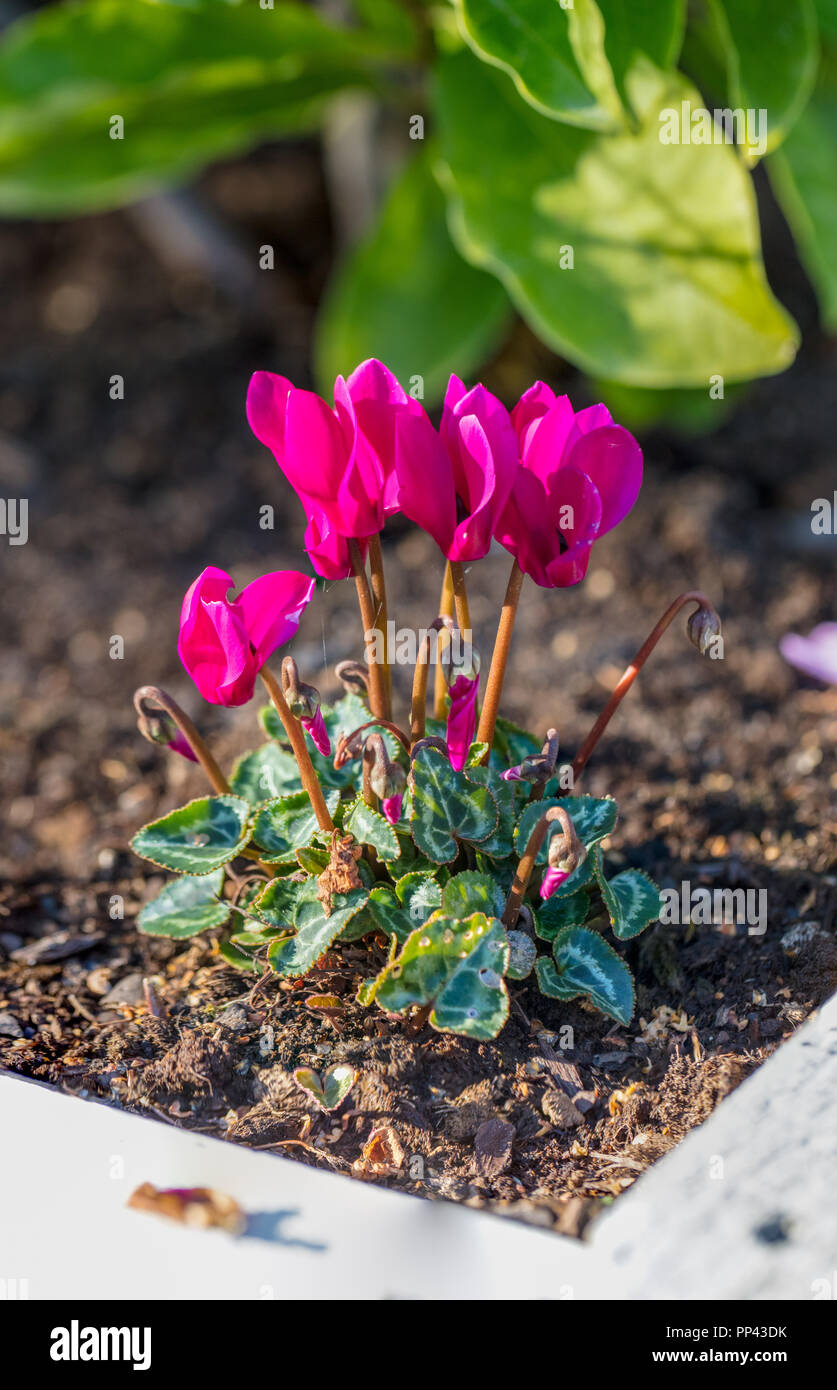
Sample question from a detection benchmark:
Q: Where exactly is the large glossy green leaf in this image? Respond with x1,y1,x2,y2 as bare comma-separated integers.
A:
708,0,818,162
372,911,510,1039
137,869,229,938
455,0,620,129
132,795,251,874
594,1,686,118
435,46,799,387
769,78,837,328
251,790,341,865
230,743,306,806
0,0,395,215
315,147,511,407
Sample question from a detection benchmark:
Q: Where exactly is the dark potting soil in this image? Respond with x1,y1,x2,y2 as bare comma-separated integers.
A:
1,144,835,1238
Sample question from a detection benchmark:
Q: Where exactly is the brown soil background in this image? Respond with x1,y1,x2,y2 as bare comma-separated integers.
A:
1,146,835,1235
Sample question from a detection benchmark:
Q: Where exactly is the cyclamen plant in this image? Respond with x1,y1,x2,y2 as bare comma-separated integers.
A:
130,359,722,1039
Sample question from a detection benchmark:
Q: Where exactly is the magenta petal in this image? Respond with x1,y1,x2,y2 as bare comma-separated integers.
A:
236,570,315,668
303,507,359,581
168,731,198,763
520,395,576,488
446,673,479,772
301,706,331,757
381,793,403,825
565,424,642,535
511,380,557,450
179,565,234,634
501,766,523,782
539,866,570,901
283,388,350,512
180,597,255,707
780,624,837,685
395,410,456,554
246,371,293,459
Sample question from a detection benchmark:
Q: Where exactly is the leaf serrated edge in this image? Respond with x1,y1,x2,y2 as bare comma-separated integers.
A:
131,794,253,876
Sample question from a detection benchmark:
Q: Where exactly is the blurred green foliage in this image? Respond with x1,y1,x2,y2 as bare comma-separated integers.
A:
0,0,834,423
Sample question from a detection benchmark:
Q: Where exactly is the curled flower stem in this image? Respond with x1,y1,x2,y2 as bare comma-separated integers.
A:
570,591,721,785
502,805,573,928
434,561,455,721
410,616,454,747
476,558,524,757
333,718,411,770
259,667,334,833
448,560,472,644
368,533,392,721
349,539,387,722
133,686,231,796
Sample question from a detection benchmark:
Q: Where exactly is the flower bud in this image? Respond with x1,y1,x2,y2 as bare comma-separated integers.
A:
687,603,722,656
501,728,559,785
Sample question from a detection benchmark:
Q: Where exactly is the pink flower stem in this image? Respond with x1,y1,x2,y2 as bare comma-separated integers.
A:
368,533,392,721
570,590,719,785
502,805,573,928
133,686,230,796
259,667,334,833
476,558,524,759
349,539,387,722
433,561,455,721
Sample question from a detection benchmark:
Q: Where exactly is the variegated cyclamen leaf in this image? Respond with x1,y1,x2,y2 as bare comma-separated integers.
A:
506,929,537,980
293,1064,357,1113
251,790,341,864
409,745,498,863
441,870,505,920
267,882,368,978
260,692,400,789
252,875,306,930
592,846,661,940
373,912,510,1040
491,715,541,768
137,869,229,938
464,762,521,858
396,872,443,933
538,925,635,1024
132,796,251,874
535,888,592,942
230,742,304,804
344,797,401,862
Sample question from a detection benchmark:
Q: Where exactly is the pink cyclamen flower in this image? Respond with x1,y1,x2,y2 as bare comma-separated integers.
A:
446,672,480,771
780,624,837,685
247,360,424,573
395,375,519,562
539,867,571,901
301,706,331,757
178,567,314,707
495,384,642,587
381,794,403,826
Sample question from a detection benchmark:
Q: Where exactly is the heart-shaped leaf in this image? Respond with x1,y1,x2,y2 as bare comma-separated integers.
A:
592,846,661,940
267,881,368,978
372,912,510,1039
464,762,521,858
253,875,306,930
230,743,304,805
132,796,251,874
441,870,505,920
251,790,341,865
293,1064,357,1112
344,797,401,862
535,888,592,942
536,925,635,1024
409,745,498,863
137,869,229,938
